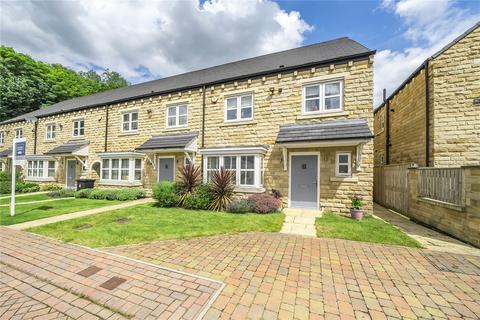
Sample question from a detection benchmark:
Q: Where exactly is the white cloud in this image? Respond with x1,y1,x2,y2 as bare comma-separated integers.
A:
0,0,312,83
375,0,479,106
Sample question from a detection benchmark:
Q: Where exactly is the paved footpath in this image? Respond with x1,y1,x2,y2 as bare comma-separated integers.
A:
280,208,322,237
8,198,155,230
0,227,224,319
108,232,480,320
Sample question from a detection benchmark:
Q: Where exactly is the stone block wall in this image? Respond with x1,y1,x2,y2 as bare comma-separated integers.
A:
373,107,386,166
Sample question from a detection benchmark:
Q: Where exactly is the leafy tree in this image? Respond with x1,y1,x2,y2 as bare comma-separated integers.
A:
0,46,129,122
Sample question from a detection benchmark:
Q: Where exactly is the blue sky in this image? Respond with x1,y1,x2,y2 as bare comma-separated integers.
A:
1,0,479,106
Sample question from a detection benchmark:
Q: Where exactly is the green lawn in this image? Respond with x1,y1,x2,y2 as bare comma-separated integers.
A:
29,204,285,247
0,193,56,204
316,212,421,248
0,199,121,226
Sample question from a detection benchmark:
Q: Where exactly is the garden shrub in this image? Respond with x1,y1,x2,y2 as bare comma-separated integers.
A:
209,168,234,211
47,189,76,198
75,188,93,198
41,183,63,191
74,188,145,200
226,198,255,214
16,182,40,193
153,181,178,207
89,188,118,200
0,171,26,194
248,193,282,214
114,188,146,201
183,183,212,210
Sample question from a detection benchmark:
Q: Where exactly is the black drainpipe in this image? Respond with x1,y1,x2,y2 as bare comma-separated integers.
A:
33,121,38,154
200,85,206,172
424,61,430,167
385,91,391,165
104,106,109,152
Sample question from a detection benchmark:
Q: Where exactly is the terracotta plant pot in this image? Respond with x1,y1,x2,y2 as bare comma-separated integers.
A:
350,209,364,220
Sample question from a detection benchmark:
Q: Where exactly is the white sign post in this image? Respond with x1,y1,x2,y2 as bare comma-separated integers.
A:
10,138,26,217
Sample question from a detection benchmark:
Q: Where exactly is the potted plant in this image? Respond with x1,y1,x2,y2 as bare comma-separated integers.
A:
350,196,365,220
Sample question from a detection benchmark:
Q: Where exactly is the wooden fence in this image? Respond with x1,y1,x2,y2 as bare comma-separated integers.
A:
417,167,465,206
373,164,410,214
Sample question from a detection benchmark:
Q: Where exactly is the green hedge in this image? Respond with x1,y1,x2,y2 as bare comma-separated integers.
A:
0,172,40,194
153,182,178,207
47,187,146,201
183,183,212,210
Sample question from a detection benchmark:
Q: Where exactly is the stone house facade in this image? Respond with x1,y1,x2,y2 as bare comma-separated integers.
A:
374,23,480,167
0,37,375,214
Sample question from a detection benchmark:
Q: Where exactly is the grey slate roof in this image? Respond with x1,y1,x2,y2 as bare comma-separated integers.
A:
2,37,373,125
0,148,12,157
136,132,198,151
276,119,373,143
44,140,89,155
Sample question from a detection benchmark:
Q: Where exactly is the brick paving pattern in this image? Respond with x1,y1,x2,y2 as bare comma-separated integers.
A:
107,232,480,320
0,227,223,319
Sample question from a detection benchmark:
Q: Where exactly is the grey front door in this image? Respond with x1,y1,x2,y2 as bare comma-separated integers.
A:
290,155,318,209
66,160,76,189
158,158,174,182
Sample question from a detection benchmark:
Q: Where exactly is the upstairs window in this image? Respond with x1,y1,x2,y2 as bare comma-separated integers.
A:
225,94,253,122
73,120,85,137
303,81,343,114
336,152,351,177
46,124,56,140
0,131,4,145
167,105,188,128
15,128,23,139
122,111,139,132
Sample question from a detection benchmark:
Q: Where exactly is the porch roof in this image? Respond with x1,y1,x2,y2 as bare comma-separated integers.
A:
136,131,198,152
276,119,372,144
0,148,12,158
45,140,89,155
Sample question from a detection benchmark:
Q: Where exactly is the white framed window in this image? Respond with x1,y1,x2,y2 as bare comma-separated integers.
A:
225,94,253,122
204,154,262,187
166,105,188,128
101,157,143,183
72,119,85,137
27,160,56,179
122,111,139,132
336,152,351,177
15,128,23,139
0,131,4,145
46,123,56,140
303,80,343,114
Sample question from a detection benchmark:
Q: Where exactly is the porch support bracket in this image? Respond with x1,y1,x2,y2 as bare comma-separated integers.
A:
184,151,195,165
145,153,156,167
73,155,87,169
355,143,364,172
282,147,288,171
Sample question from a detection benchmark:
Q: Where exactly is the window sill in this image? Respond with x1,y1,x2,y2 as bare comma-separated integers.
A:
25,177,56,182
220,120,257,127
330,177,358,183
297,111,348,120
118,132,140,137
44,140,56,143
99,180,143,187
71,136,86,140
234,186,265,193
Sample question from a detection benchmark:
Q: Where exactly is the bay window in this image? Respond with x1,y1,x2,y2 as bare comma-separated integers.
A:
27,159,56,180
101,157,143,184
204,154,263,188
303,80,343,114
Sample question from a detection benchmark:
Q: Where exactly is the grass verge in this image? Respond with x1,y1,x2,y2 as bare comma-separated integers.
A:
29,203,285,247
316,212,421,248
0,193,53,204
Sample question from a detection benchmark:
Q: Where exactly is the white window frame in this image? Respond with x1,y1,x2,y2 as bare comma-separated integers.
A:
100,157,143,184
203,154,262,188
166,104,188,128
121,110,139,132
45,123,56,141
224,93,254,122
302,80,343,115
15,128,23,139
27,159,56,180
336,152,352,177
72,119,85,137
0,131,4,145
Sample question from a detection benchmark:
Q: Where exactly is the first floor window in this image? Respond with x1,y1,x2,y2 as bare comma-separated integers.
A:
27,160,56,179
204,154,261,187
122,111,138,132
46,124,56,140
225,94,253,122
15,128,23,139
101,158,143,183
303,80,343,114
336,152,351,177
73,120,85,137
0,131,4,145
167,105,188,127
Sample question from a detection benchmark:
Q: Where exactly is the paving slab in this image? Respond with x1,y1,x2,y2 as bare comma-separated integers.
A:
280,208,321,237
0,227,224,319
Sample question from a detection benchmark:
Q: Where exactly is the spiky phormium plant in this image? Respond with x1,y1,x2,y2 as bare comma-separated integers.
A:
177,163,202,206
209,168,234,211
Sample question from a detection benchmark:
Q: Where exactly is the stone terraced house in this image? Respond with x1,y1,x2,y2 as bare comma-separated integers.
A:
374,22,480,167
0,37,375,213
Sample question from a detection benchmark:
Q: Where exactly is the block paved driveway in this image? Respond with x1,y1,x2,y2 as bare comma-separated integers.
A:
107,232,480,320
0,227,223,320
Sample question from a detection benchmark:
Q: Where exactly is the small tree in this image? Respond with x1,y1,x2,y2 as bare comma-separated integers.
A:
209,168,234,211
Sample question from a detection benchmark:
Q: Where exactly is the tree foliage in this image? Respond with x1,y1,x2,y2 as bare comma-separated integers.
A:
0,46,128,121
